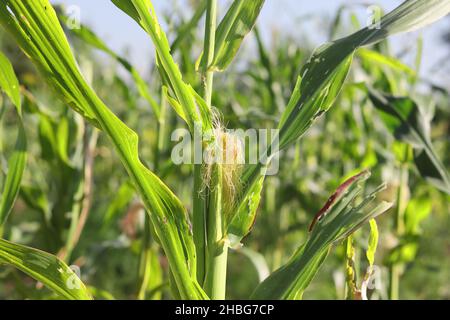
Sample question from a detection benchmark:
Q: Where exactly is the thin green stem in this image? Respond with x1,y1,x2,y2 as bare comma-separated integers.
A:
389,263,400,300
345,236,358,299
389,157,409,300
202,0,217,106
193,163,207,283
193,0,218,285
137,214,152,300
203,165,228,299
196,0,229,299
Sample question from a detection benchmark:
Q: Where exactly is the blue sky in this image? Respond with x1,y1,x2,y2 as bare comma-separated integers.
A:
49,0,449,83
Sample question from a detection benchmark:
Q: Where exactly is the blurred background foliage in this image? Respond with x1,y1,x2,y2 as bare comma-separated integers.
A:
0,0,449,299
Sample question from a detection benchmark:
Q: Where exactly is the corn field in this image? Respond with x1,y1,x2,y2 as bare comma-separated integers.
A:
0,0,449,301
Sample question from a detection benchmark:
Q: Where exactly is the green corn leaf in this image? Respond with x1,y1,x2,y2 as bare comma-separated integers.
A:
360,219,379,300
111,0,212,132
0,0,206,300
278,75,302,128
60,15,161,119
232,0,450,245
278,53,353,149
368,89,450,194
0,51,21,112
357,48,416,76
366,219,379,268
251,171,392,299
0,2,100,128
278,0,450,150
163,86,188,124
228,51,352,244
0,238,92,300
226,165,265,245
0,51,27,231
110,0,141,24
87,286,115,300
198,0,266,72
0,124,26,229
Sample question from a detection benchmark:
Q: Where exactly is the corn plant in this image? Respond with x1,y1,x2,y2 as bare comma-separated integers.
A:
0,0,449,300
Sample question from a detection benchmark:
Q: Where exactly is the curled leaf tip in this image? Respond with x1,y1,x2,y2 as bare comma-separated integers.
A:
308,169,371,232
